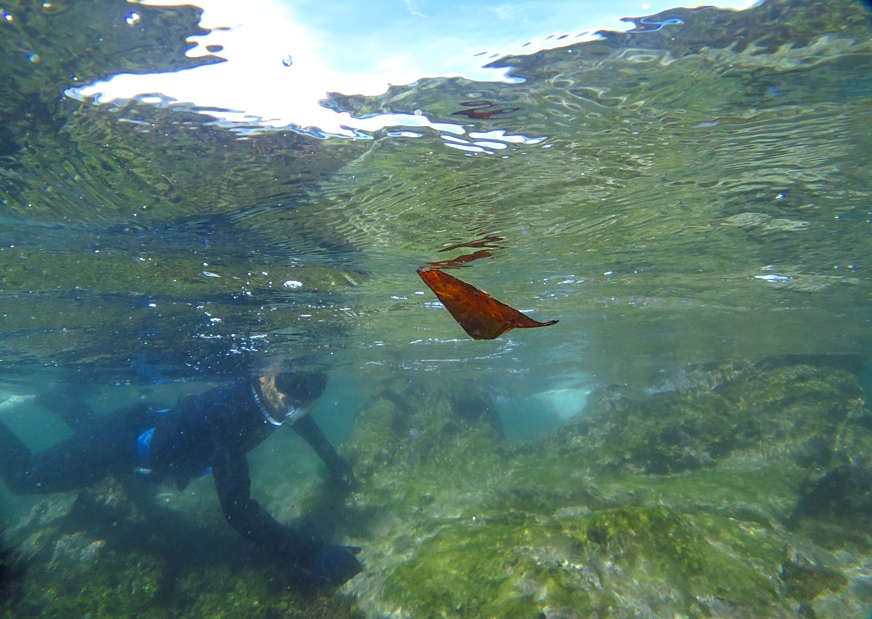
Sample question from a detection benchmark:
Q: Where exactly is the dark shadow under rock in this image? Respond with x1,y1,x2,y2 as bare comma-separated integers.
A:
0,534,25,607
780,542,847,603
788,394,872,553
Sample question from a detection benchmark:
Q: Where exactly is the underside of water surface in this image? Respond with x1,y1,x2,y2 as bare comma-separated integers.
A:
1,0,871,617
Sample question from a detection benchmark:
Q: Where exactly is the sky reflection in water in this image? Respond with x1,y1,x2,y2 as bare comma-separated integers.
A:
69,0,757,140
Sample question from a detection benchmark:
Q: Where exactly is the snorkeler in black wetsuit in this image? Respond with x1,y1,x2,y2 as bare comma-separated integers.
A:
0,371,362,585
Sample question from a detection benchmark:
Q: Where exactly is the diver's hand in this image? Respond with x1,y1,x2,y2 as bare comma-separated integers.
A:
314,544,362,584
329,457,359,491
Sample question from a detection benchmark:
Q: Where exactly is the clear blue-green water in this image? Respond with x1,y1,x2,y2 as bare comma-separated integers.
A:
1,1,872,617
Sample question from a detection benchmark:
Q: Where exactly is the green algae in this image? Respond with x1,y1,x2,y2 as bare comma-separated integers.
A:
527,362,863,477
346,379,507,486
1,542,364,619
172,565,365,619
0,484,365,619
382,506,788,619
579,507,780,608
382,520,587,619
341,361,866,618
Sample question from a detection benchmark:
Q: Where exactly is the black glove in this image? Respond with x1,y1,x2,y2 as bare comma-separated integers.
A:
329,457,359,491
314,545,363,584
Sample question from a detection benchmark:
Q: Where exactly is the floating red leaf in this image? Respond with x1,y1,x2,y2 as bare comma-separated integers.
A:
417,266,558,340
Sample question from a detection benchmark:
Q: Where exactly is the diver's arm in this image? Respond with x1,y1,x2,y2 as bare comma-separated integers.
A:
211,447,320,564
290,415,355,487
211,447,362,583
290,415,340,468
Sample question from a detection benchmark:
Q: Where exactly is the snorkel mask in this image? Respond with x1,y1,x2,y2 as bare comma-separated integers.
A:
253,371,327,426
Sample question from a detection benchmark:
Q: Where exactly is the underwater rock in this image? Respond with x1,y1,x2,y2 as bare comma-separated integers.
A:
345,378,506,481
342,360,869,618
0,484,162,616
793,464,872,521
779,541,847,603
1,495,77,562
0,540,16,604
48,531,106,566
808,555,872,619
16,494,78,529
788,394,872,554
0,478,365,618
373,506,794,619
534,361,863,477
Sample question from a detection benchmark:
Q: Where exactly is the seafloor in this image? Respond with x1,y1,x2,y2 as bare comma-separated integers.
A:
2,357,871,618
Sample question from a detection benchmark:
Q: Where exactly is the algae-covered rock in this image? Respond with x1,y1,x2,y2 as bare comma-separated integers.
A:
787,392,872,556
0,540,16,609
0,478,364,619
343,360,867,618
537,361,863,476
504,361,867,527
381,506,791,619
779,542,847,603
346,378,506,482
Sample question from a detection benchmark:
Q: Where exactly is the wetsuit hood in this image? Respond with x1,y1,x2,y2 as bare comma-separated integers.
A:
252,372,326,426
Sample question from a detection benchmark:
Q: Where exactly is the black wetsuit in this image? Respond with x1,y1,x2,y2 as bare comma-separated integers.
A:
0,381,356,577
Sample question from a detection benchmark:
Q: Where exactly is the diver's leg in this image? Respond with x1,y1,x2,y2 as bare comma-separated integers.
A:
0,412,136,495
33,387,97,434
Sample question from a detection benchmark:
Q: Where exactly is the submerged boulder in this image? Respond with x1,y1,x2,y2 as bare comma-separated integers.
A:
380,506,792,619
0,478,365,618
346,377,506,481
533,361,863,476
344,360,869,618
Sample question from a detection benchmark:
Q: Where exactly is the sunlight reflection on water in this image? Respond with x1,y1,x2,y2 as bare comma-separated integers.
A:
68,0,757,138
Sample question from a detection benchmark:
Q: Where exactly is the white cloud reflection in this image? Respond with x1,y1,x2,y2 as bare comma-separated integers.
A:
68,0,758,140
